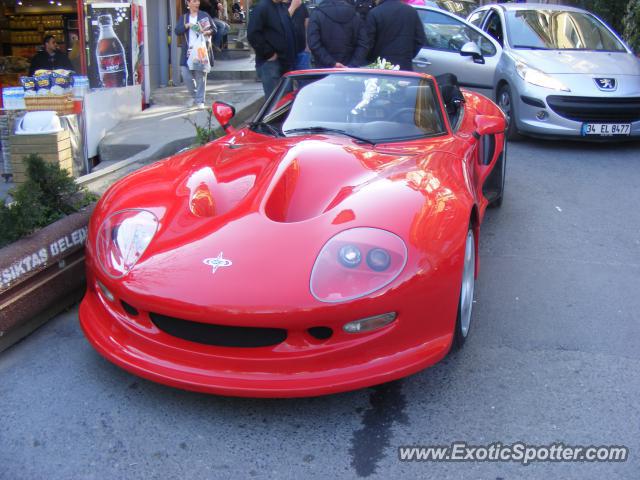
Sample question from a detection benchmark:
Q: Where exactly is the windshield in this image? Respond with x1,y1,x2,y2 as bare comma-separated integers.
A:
253,72,446,143
506,10,626,51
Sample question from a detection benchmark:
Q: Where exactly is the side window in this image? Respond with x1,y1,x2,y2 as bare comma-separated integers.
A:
467,10,486,27
484,11,504,47
418,10,496,56
475,32,497,57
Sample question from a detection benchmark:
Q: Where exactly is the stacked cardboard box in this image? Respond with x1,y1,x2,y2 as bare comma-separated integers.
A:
0,115,11,178
9,130,72,184
0,111,24,179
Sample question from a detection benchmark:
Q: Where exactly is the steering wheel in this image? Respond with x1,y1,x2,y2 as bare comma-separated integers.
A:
388,107,416,123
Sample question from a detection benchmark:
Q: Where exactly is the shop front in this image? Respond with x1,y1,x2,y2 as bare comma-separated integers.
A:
0,0,151,180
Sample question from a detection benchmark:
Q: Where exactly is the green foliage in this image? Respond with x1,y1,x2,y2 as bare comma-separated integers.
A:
623,0,640,52
0,154,96,248
187,107,220,146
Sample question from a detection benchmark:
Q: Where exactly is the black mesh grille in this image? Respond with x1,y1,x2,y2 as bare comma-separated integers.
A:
546,96,640,122
149,313,287,347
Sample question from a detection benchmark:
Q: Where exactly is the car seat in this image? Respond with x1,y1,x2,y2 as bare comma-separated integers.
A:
436,73,465,127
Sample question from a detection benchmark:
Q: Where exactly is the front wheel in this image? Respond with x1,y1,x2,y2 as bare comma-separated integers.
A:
452,227,476,351
497,84,521,141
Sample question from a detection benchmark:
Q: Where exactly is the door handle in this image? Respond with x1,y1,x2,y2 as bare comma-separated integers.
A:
413,58,432,67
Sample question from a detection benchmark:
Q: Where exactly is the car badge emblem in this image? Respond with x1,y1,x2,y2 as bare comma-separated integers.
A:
594,78,616,91
203,252,232,274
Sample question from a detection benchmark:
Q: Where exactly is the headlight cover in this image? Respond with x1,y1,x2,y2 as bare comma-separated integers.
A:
96,209,159,278
515,61,570,92
310,227,407,303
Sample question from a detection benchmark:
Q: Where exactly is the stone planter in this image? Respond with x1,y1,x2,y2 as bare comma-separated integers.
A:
0,203,95,352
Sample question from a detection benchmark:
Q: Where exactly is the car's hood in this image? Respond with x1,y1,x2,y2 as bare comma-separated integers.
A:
511,50,640,75
95,132,465,309
90,134,468,314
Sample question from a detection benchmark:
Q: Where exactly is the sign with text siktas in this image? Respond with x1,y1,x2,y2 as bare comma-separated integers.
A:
0,226,87,292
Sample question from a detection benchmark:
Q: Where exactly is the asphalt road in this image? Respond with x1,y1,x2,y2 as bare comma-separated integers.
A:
2,137,639,480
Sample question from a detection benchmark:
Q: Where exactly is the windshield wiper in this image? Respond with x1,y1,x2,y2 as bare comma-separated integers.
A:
283,127,375,145
512,45,550,50
249,121,282,137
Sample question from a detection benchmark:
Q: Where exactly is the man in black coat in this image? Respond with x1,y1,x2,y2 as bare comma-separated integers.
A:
366,0,426,71
29,35,74,75
248,0,297,96
307,0,368,68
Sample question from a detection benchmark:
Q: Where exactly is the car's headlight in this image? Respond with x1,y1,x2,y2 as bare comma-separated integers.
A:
515,61,570,92
310,227,407,303
96,209,159,278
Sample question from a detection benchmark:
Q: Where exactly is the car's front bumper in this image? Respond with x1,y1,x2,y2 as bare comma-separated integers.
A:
79,273,455,398
510,77,640,139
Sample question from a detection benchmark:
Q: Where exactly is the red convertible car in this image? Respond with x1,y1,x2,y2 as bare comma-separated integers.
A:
79,69,506,397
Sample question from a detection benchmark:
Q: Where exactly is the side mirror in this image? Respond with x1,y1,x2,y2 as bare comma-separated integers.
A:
460,41,484,64
474,114,505,137
212,101,236,133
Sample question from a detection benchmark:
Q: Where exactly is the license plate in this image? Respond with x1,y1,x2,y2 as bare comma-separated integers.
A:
581,123,631,136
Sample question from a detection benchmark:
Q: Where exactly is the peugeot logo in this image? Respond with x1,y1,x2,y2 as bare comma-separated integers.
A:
203,252,232,274
594,78,616,91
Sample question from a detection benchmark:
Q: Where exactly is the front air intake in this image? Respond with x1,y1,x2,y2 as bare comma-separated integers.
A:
546,96,640,123
149,313,287,347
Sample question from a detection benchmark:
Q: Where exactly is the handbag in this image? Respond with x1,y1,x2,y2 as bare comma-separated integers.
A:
187,32,212,73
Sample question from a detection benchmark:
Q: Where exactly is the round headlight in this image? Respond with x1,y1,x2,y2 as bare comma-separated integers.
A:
310,227,407,303
96,209,159,278
366,248,391,272
338,244,362,268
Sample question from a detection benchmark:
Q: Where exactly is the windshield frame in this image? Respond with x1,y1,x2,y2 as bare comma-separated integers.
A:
505,9,628,52
251,71,449,144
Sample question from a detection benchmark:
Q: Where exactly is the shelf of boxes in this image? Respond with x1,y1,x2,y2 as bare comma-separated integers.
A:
8,15,65,53
10,29,64,45
9,15,64,30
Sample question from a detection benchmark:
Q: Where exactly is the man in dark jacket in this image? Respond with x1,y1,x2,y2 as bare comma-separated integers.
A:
29,35,74,75
307,0,368,68
366,0,426,71
248,0,297,96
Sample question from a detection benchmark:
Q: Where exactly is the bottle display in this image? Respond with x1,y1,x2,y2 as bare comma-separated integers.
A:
95,14,128,88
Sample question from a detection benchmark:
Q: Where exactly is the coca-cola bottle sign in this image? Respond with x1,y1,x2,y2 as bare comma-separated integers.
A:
96,14,128,88
88,5,132,89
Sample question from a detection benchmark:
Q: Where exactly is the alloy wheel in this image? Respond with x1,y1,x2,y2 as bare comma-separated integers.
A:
459,229,475,337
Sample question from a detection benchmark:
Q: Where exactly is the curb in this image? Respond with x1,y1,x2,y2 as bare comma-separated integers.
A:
0,204,95,352
207,68,257,81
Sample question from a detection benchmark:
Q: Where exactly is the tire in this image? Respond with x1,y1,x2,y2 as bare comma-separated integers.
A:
451,226,476,351
487,137,506,208
497,84,521,141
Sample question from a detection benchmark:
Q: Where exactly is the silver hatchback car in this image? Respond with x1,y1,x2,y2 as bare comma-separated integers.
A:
412,3,640,140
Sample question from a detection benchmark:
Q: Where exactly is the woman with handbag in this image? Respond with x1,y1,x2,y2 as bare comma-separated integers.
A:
175,0,217,108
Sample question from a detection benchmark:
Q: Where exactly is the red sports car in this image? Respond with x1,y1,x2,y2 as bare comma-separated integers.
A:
79,69,506,397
